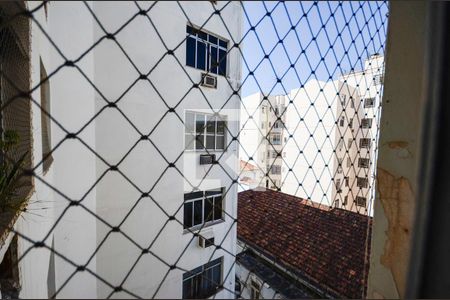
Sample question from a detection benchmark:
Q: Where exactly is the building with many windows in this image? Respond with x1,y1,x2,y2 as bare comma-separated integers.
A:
0,1,242,298
240,55,384,216
239,93,288,190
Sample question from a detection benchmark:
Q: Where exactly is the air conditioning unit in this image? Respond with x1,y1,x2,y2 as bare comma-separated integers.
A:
198,236,215,248
201,73,217,88
200,154,216,165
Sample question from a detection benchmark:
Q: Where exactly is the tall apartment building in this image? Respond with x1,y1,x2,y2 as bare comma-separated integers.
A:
0,1,242,298
240,55,383,216
333,54,384,216
239,93,287,190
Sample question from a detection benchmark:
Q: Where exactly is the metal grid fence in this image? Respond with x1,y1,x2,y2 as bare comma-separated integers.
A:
0,1,388,299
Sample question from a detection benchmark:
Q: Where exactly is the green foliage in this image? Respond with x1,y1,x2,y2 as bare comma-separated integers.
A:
0,130,28,213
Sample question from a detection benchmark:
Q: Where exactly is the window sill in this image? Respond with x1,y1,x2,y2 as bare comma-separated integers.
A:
185,65,228,79
184,149,227,153
183,219,225,235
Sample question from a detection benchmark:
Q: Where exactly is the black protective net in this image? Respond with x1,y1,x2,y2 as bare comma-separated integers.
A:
0,1,388,299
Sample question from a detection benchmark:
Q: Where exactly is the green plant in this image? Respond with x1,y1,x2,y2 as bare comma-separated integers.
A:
0,130,28,214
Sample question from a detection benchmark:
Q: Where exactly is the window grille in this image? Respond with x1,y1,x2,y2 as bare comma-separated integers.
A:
0,1,388,299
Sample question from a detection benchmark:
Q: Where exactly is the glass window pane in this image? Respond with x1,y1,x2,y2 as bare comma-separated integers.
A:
197,41,206,70
206,135,215,150
186,36,196,68
208,35,218,44
195,134,205,150
219,39,227,48
194,200,203,226
206,117,215,134
183,278,192,299
216,135,225,150
195,114,205,133
212,264,221,285
185,134,195,150
210,46,218,74
184,202,193,228
185,112,195,133
202,268,213,296
198,31,207,41
216,120,225,134
213,196,223,221
218,49,227,76
204,197,213,222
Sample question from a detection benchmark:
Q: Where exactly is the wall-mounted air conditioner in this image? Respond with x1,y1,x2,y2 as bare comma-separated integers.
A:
201,73,217,88
198,236,215,248
198,229,215,248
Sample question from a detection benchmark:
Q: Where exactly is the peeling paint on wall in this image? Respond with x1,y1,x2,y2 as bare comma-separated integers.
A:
376,167,415,296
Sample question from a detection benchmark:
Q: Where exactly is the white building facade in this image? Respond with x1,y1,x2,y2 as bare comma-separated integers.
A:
240,55,384,216
0,1,242,298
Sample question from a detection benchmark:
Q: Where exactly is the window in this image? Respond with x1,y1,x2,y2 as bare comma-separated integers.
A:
267,151,270,159
335,199,340,208
364,97,375,108
337,157,343,173
357,177,369,188
273,120,283,129
185,111,226,151
40,60,53,173
340,116,345,127
338,139,343,151
270,133,281,145
261,106,265,113
274,107,279,116
270,165,281,175
359,138,371,148
361,118,373,128
186,25,227,76
349,118,353,128
271,151,278,159
348,138,353,148
350,96,355,108
356,196,367,207
373,74,384,85
183,188,224,229
335,178,342,192
183,258,223,299
250,279,261,300
343,195,348,205
341,94,346,106
358,158,370,168
344,176,349,187
347,157,352,168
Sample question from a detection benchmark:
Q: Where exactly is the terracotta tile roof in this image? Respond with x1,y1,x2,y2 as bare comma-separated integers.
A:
237,189,372,299
240,160,258,171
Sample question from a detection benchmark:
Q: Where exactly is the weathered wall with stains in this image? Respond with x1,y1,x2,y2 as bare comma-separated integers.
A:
367,2,427,299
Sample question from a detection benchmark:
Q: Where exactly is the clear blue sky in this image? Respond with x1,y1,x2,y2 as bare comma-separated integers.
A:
241,1,389,97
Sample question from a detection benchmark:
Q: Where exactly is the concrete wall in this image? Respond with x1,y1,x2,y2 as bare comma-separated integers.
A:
367,2,427,298
92,1,242,298
1,1,242,298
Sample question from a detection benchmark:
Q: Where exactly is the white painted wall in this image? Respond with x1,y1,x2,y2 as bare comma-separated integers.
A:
91,1,242,298
1,1,242,299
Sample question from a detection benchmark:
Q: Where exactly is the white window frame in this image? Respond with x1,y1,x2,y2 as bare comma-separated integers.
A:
183,188,224,230
364,97,375,108
270,133,281,145
185,111,227,152
186,25,228,76
358,158,370,168
359,138,371,148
